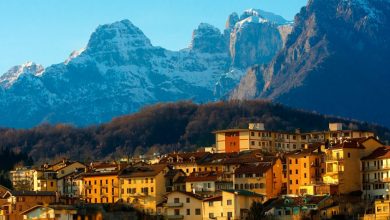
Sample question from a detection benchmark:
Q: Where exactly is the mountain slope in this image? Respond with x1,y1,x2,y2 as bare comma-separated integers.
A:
0,100,388,163
231,0,390,126
0,10,291,128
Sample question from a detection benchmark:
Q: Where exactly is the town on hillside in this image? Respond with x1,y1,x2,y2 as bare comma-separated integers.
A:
1,123,390,220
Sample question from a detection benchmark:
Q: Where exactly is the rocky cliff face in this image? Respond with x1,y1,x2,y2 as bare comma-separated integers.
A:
0,10,290,128
232,0,390,126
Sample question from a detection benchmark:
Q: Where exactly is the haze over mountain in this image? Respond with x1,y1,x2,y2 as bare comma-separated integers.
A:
231,0,390,126
0,9,290,128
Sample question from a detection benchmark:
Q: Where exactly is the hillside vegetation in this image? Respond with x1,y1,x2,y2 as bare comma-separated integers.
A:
0,100,389,164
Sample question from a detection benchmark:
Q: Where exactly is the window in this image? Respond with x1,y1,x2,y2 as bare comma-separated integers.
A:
151,178,154,183
228,212,233,218
295,170,298,174
174,198,180,203
174,209,180,215
186,197,190,203
151,187,154,193
209,213,215,218
209,201,214,206
348,153,351,158
186,209,190,215
227,199,232,205
195,209,201,215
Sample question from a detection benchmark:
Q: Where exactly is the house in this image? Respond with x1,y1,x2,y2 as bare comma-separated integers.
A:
202,196,223,220
221,189,264,220
323,137,383,194
233,157,283,199
159,152,210,175
185,171,232,194
361,146,390,200
119,164,170,214
20,205,77,220
0,191,57,220
163,191,204,220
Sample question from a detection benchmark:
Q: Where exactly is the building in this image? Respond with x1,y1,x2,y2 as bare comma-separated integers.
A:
323,137,383,194
20,205,77,220
233,157,283,199
286,146,325,195
213,123,375,153
81,162,122,204
372,199,390,220
32,169,58,192
0,191,57,220
221,190,264,220
119,164,170,214
185,171,232,194
361,146,390,200
159,152,210,175
164,191,204,220
265,195,333,220
202,196,223,220
9,167,34,191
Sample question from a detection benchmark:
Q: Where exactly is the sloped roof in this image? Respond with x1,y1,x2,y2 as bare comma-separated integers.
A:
362,146,390,160
119,164,167,178
234,163,272,176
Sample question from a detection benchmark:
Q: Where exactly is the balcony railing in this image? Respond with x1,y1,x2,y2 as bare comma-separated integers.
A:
326,156,343,161
164,202,184,208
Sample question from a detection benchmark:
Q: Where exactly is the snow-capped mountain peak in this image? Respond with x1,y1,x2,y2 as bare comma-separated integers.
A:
0,62,44,88
64,48,86,64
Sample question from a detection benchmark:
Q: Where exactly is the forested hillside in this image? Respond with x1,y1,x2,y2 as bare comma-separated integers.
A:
0,100,389,164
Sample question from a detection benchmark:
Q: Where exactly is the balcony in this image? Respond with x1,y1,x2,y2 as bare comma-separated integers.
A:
164,202,184,208
166,215,184,220
326,155,343,162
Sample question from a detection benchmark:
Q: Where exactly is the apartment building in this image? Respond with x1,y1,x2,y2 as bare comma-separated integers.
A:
323,137,382,194
9,167,34,191
119,164,170,214
82,162,121,204
361,146,390,200
185,171,232,194
286,146,325,195
221,190,264,220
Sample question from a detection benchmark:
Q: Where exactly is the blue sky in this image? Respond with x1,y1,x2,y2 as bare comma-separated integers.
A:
0,0,307,74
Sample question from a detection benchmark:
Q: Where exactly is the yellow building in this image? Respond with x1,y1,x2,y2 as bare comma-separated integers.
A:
233,158,283,199
373,200,390,220
164,191,203,220
202,196,223,219
220,190,264,220
33,170,57,192
323,137,382,194
119,164,170,214
286,146,325,195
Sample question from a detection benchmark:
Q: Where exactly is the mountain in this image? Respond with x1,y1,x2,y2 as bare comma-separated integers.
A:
0,100,388,163
231,0,390,126
0,10,291,128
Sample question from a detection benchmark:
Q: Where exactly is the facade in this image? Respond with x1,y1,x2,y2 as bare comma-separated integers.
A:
82,171,119,204
361,146,390,200
286,146,325,195
202,196,223,220
233,158,283,199
9,167,34,191
185,171,232,194
119,164,170,214
323,137,382,194
214,123,375,153
221,190,264,220
164,191,203,220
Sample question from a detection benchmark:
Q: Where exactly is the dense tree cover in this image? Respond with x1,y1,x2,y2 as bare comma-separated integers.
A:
0,100,389,165
0,148,32,188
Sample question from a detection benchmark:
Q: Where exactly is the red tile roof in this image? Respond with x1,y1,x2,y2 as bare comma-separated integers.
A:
186,171,222,182
234,163,272,176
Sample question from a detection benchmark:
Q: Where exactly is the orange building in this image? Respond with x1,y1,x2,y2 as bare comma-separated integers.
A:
286,146,325,195
233,157,283,199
